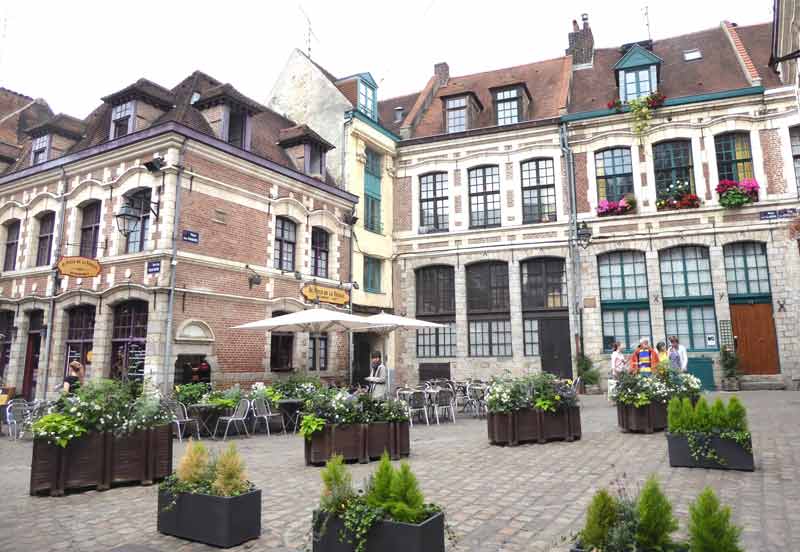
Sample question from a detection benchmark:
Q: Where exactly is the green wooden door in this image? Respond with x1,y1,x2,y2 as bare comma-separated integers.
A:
687,357,716,391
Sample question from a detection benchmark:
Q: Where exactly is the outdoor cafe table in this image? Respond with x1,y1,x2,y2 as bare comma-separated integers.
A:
186,403,217,437
277,398,303,433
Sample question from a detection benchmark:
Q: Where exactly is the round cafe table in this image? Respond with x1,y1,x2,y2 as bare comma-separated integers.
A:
277,399,304,433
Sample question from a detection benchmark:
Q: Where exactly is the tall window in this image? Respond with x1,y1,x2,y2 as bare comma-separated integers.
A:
31,135,49,165
227,111,246,147
111,102,133,139
419,173,449,233
653,140,694,197
358,80,377,120
80,201,101,258
308,333,328,371
364,256,382,293
714,132,754,182
416,266,456,358
65,306,95,376
595,148,633,202
469,166,501,229
495,88,520,125
724,242,771,297
311,228,329,279
445,97,467,133
364,148,382,233
521,258,567,356
521,158,556,223
125,189,151,254
790,127,800,193
623,67,653,100
36,212,55,267
0,311,13,383
111,301,148,381
660,246,717,351
270,310,294,371
467,262,511,357
599,251,651,351
273,217,296,271
3,220,19,272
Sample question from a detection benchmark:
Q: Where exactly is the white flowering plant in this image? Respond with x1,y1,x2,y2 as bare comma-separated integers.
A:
612,367,701,406
486,372,578,414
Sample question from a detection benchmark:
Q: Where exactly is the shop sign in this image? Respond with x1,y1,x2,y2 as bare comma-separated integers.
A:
57,256,101,278
302,284,349,305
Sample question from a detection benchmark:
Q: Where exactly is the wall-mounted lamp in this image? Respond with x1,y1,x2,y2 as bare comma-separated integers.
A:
576,221,593,249
244,265,262,289
115,196,161,238
294,271,303,281
143,157,166,173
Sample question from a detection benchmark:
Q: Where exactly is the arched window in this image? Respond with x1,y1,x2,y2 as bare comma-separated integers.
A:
468,166,501,229
653,140,694,209
419,172,449,233
723,242,770,297
660,246,717,351
466,261,510,357
598,251,650,351
274,217,296,271
65,306,95,376
521,159,556,223
3,220,20,271
311,227,329,278
416,266,456,358
35,212,55,267
125,189,152,254
80,201,101,258
595,148,633,202
111,300,148,381
714,132,753,182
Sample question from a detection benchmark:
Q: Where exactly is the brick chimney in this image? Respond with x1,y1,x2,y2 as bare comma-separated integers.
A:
566,13,594,66
434,62,450,87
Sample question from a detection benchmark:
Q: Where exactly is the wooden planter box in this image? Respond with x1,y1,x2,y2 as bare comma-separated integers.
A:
312,511,445,552
366,421,391,460
305,424,366,466
487,407,582,446
617,402,668,434
666,433,755,471
106,429,148,486
158,489,261,548
393,421,410,459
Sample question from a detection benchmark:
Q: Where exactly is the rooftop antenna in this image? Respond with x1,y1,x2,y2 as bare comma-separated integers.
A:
643,5,652,41
298,5,319,59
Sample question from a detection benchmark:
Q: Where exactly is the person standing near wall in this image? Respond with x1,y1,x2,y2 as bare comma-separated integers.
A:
365,351,387,400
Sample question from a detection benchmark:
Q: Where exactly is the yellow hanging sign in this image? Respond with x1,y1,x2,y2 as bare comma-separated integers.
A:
57,256,102,278
302,284,349,306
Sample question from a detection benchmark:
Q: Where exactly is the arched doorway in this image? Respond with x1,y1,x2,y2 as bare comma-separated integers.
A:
22,310,44,401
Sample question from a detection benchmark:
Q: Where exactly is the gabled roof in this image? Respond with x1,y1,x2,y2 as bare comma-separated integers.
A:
278,124,335,151
377,92,420,134
338,72,377,88
25,113,86,140
612,43,664,70
101,78,176,110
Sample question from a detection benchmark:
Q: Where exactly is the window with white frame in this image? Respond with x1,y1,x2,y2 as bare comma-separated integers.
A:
358,80,376,120
419,172,448,233
598,250,651,351
445,97,467,133
111,102,134,139
495,88,520,125
623,67,653,100
31,135,49,165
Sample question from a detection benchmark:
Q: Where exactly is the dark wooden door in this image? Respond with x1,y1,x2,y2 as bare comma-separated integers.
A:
22,333,41,401
353,337,372,386
539,317,572,379
730,303,779,375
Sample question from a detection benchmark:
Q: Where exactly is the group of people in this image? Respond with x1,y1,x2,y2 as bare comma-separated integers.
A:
610,335,688,378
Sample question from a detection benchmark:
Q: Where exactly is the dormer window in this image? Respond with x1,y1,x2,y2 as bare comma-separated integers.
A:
446,97,467,133
623,68,653,100
358,79,377,120
31,135,50,165
307,142,325,176
394,106,404,123
227,110,246,148
111,102,134,139
495,88,520,125
613,43,662,103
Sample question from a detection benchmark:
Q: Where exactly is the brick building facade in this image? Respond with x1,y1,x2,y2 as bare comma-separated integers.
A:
0,72,357,400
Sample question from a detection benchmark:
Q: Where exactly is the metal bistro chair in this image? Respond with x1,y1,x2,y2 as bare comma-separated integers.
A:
433,387,456,424
405,390,430,427
6,399,31,441
465,384,488,418
213,399,251,440
251,398,286,436
172,401,201,442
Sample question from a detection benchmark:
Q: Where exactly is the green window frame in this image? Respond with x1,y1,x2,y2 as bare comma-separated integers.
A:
723,241,771,298
714,132,754,182
790,126,800,193
664,304,718,351
364,256,382,293
653,140,694,199
659,246,713,299
364,148,382,233
595,148,633,203
598,250,651,351
358,80,376,120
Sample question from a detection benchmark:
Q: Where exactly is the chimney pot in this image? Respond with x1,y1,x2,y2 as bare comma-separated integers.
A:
566,14,594,66
434,62,450,87
572,20,579,32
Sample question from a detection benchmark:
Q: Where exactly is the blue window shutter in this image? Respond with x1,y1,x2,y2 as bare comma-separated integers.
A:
619,70,626,102
364,149,382,198
365,173,381,198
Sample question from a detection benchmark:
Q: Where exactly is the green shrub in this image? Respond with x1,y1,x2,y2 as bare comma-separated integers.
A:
720,346,740,379
386,462,426,523
667,397,688,433
366,452,395,509
688,487,743,552
212,444,250,497
636,476,678,550
692,397,712,432
176,439,209,485
725,397,748,432
581,489,618,549
174,382,209,405
710,399,727,430
32,413,87,448
320,455,355,513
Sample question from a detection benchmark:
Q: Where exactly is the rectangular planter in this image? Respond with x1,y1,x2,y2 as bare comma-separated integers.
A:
147,425,174,482
540,407,581,443
59,432,107,494
487,412,516,445
516,409,540,444
487,407,582,447
158,489,261,548
30,438,62,496
617,402,667,434
666,433,755,471
106,429,148,486
312,510,445,552
392,421,410,459
366,421,391,460
305,424,366,466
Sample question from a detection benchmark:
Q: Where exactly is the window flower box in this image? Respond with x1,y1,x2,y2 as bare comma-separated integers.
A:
312,510,445,552
597,195,636,217
158,489,262,548
657,180,701,211
666,433,754,471
716,179,759,208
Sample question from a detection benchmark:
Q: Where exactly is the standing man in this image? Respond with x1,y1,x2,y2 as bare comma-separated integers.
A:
365,351,387,400
629,338,658,377
668,336,688,372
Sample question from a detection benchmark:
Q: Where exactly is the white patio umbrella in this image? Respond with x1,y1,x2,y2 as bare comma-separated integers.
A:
352,311,445,335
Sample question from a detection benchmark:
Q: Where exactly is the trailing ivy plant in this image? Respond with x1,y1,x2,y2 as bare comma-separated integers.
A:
667,396,752,464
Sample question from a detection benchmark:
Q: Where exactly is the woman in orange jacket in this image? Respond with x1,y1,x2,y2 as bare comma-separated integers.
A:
629,338,659,377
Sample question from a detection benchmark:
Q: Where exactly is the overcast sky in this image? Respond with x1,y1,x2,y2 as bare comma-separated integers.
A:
0,0,775,118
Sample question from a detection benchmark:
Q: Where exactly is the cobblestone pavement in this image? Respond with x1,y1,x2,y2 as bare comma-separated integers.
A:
2,391,799,552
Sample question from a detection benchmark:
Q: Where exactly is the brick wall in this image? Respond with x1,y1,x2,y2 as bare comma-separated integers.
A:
573,152,590,213
759,128,787,194
394,176,411,231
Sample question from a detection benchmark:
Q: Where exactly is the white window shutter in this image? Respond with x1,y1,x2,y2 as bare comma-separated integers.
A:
649,65,658,93
619,70,626,102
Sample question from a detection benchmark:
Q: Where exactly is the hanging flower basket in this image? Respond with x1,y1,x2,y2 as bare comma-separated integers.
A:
597,194,636,217
657,180,701,211
717,179,759,208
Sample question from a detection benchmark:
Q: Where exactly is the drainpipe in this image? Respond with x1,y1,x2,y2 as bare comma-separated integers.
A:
559,122,584,360
41,166,69,399
342,114,355,385
161,138,188,394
